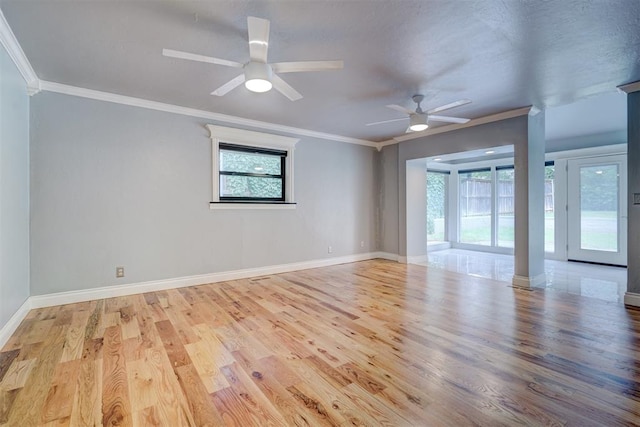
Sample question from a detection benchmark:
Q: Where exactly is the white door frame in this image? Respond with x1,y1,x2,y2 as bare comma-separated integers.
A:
567,154,627,266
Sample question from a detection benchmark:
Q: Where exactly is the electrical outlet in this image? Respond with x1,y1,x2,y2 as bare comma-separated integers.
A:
360,240,365,248
328,246,332,254
116,266,125,278
634,193,640,205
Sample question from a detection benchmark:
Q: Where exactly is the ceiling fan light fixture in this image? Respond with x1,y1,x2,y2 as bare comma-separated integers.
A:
244,62,273,93
409,113,429,132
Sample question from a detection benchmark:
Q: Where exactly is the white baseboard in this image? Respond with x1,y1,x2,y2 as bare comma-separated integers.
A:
427,242,451,252
0,298,31,350
512,273,547,289
624,292,640,308
29,252,397,309
373,251,399,261
2,252,402,347
397,254,427,264
407,255,428,264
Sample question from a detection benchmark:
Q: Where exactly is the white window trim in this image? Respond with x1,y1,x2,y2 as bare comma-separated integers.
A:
207,124,299,210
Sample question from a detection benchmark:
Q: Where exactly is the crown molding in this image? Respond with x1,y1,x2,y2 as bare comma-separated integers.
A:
376,139,398,151
390,106,533,143
617,80,640,94
377,106,533,147
0,8,40,94
37,81,378,148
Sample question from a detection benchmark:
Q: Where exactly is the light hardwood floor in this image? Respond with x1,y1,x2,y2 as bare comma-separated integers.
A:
1,260,639,426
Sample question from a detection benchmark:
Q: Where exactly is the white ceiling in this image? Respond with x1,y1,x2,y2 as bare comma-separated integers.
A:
546,91,627,142
1,0,638,144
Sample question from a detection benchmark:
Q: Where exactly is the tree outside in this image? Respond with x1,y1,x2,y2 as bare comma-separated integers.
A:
427,172,446,242
220,149,283,198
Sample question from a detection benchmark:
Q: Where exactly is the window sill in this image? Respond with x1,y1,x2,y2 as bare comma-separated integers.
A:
209,202,297,210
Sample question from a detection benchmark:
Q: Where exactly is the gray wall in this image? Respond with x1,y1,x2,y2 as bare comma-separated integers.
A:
30,92,377,295
377,144,399,254
0,44,30,328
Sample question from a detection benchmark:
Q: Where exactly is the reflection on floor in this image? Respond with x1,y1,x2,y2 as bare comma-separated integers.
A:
420,248,627,303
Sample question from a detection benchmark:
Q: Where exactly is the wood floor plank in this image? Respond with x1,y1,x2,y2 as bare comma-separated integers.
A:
59,314,87,363
175,364,224,427
183,339,230,393
69,358,103,427
155,320,192,368
219,363,289,426
1,259,639,426
3,325,66,426
40,359,80,424
0,389,18,424
230,350,324,427
143,347,196,427
0,358,36,391
126,358,159,414
101,325,132,427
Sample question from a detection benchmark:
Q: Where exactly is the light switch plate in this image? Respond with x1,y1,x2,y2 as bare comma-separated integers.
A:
634,193,640,205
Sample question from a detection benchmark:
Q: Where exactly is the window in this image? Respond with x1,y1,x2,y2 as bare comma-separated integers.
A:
219,144,286,201
544,161,555,252
454,158,554,252
207,125,298,209
496,166,514,248
427,171,448,243
459,168,492,245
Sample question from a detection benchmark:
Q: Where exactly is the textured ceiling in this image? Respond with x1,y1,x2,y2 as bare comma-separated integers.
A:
2,0,639,142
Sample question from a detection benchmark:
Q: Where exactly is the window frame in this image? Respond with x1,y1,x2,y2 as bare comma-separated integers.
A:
207,125,299,209
218,143,287,202
457,167,493,246
426,169,450,243
495,165,515,248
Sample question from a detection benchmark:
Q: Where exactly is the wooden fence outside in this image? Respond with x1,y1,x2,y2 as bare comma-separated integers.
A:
459,178,554,216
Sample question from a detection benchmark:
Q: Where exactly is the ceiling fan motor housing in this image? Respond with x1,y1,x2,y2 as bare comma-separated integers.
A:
409,112,428,131
244,61,273,92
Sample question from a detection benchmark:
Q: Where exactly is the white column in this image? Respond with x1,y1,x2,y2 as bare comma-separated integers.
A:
622,84,640,307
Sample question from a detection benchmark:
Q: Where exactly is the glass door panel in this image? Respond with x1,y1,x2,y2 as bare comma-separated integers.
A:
568,155,627,266
544,164,555,252
579,164,618,252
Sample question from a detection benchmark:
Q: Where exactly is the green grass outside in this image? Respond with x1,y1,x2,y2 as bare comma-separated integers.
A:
430,211,617,252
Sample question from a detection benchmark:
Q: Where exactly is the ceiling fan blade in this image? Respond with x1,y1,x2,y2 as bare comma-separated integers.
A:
271,60,344,73
247,16,270,62
162,49,243,68
427,99,471,114
386,104,415,115
428,115,470,124
271,74,302,101
210,74,245,96
366,117,408,126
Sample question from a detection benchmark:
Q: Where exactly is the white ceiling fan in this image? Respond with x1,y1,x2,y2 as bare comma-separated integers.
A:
162,16,344,101
367,95,471,132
